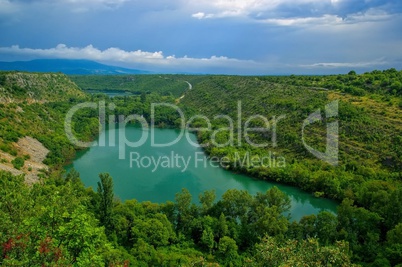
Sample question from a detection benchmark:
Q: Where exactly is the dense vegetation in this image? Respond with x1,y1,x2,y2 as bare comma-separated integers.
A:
1,170,362,266
178,70,402,266
0,71,85,101
263,69,402,97
0,70,401,265
70,74,199,98
181,73,402,193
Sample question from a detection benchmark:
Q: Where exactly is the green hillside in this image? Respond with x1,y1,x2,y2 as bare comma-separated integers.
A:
180,73,402,200
0,71,85,102
70,74,197,97
0,71,96,172
177,71,402,265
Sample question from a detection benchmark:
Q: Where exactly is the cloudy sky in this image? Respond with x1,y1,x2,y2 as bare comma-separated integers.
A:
0,0,401,74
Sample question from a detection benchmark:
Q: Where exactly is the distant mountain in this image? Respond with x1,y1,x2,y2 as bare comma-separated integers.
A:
0,59,150,75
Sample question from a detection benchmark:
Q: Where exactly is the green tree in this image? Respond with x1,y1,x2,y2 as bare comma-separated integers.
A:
247,187,291,243
175,188,194,233
259,186,291,214
97,173,114,235
131,216,172,248
390,81,402,95
217,236,239,266
385,223,402,266
57,206,110,266
248,205,289,243
316,211,337,245
299,214,317,239
11,157,25,170
384,188,402,229
131,238,157,265
337,199,382,262
65,168,81,184
216,213,229,239
220,189,252,222
200,227,215,253
199,190,216,214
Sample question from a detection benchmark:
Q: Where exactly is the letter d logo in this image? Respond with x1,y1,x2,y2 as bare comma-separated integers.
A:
302,100,339,166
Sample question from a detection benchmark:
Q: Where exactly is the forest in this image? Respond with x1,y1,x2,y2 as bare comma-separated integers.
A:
70,74,198,98
0,70,401,266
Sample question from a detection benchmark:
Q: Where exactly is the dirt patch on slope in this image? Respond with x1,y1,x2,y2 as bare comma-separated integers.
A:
16,136,49,163
0,136,49,184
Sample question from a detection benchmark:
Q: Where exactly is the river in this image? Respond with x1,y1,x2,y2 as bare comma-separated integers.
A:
66,125,337,221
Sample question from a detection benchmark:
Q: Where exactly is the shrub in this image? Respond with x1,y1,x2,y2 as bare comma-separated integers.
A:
11,157,25,170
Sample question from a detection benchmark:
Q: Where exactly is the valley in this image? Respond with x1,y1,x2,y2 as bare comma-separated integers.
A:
0,70,401,266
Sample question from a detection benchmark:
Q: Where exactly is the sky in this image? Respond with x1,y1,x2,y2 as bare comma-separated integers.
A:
0,0,402,74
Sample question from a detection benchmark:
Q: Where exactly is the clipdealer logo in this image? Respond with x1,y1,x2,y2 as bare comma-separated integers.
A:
64,100,339,169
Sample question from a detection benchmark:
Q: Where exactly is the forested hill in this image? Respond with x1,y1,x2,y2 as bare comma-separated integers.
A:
0,71,95,178
0,71,85,102
180,70,402,200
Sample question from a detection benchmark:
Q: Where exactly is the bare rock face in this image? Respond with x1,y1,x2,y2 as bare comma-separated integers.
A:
16,136,49,163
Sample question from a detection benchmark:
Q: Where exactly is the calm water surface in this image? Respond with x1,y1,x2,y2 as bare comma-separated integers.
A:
66,125,337,221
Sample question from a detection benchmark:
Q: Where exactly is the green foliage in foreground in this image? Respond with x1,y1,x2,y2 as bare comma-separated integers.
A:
1,170,365,266
254,236,358,267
